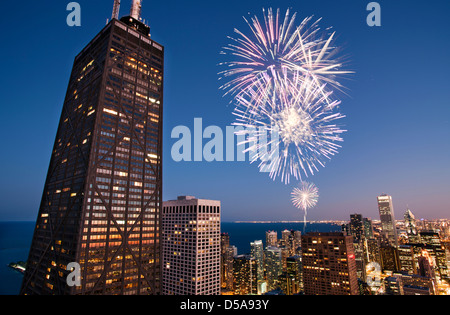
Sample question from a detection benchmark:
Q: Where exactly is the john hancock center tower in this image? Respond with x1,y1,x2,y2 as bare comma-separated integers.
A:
21,0,164,295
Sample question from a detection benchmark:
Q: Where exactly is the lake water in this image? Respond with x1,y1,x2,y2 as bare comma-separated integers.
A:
0,221,339,295
0,221,35,295
221,222,341,254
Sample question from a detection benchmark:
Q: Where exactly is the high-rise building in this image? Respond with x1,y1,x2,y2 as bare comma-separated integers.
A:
380,245,400,272
363,217,374,239
233,255,257,295
404,208,420,243
278,255,302,295
399,272,436,295
162,196,221,295
264,246,282,291
350,214,364,243
221,233,232,290
21,1,164,295
398,245,416,274
301,232,359,295
384,276,402,295
280,230,301,256
266,231,278,248
419,232,449,281
349,214,367,279
377,194,399,247
250,240,264,283
222,246,235,292
418,253,436,280
367,238,381,266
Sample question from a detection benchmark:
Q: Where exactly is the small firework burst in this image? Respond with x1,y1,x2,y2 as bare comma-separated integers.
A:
291,181,319,211
291,181,319,231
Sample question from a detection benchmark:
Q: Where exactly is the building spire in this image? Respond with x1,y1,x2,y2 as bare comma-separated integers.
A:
130,0,142,20
112,0,121,20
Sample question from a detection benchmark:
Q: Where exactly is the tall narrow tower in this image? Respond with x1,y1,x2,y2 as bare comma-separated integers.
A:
404,208,419,243
130,0,142,20
377,194,399,247
21,0,164,295
111,0,121,20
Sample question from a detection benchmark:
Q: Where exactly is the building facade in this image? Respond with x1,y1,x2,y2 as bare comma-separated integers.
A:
301,232,359,295
377,194,399,247
21,3,163,295
233,255,257,295
162,196,221,295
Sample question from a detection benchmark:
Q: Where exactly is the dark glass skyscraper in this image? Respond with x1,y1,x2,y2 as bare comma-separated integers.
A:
21,2,164,295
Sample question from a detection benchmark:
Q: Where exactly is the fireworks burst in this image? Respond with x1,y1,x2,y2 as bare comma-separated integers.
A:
291,181,319,231
219,7,351,184
233,78,346,184
219,7,352,107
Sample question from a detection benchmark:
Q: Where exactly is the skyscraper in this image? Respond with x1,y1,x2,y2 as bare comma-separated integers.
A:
162,196,221,295
233,255,257,295
279,255,302,295
350,214,364,243
250,240,264,284
266,231,278,248
404,208,420,243
419,231,449,281
398,245,416,274
377,194,399,247
349,214,367,280
221,233,233,291
264,246,282,292
21,1,163,295
301,232,359,295
363,217,374,239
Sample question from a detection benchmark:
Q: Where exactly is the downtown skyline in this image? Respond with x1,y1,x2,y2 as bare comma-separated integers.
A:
0,0,449,223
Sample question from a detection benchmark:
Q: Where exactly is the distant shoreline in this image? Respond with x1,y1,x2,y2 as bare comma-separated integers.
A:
231,221,345,225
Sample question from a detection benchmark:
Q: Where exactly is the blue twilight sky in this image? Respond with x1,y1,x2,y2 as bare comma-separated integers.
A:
0,0,449,222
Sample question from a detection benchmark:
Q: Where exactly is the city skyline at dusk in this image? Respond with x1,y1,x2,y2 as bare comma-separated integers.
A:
0,0,449,223
1,0,449,299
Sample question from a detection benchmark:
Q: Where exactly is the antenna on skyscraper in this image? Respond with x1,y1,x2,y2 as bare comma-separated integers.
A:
130,0,142,20
112,0,121,20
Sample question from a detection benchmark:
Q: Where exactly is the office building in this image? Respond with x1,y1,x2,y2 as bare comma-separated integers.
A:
363,217,374,239
266,231,278,248
250,240,264,284
367,238,381,267
420,232,449,281
377,194,399,247
380,245,400,272
264,246,282,291
279,255,302,295
301,232,359,295
404,208,420,243
162,196,221,295
350,214,364,243
398,245,416,274
21,0,164,295
221,233,233,290
233,255,257,295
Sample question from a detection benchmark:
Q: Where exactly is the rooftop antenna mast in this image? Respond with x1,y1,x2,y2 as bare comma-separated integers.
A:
130,0,142,20
112,0,121,20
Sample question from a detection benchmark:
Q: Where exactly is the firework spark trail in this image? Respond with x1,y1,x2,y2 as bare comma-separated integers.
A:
291,181,319,232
